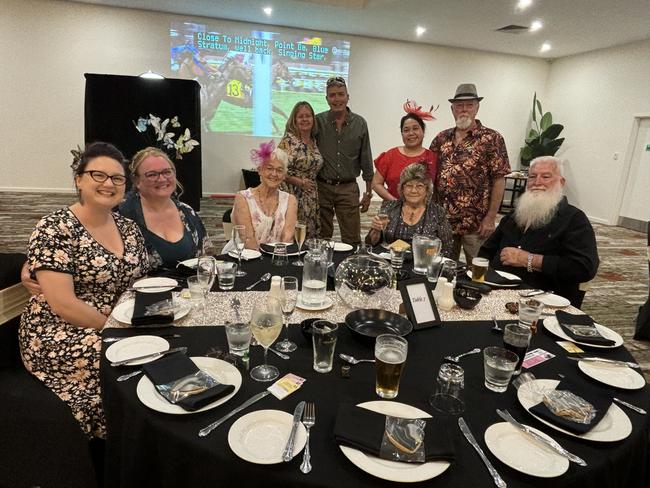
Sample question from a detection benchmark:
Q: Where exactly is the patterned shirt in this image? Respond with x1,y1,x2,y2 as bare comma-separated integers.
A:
430,120,510,235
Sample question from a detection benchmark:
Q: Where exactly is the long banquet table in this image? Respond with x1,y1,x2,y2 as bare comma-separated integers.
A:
100,250,650,488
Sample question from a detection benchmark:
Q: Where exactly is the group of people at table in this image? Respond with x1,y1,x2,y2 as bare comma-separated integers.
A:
17,80,599,452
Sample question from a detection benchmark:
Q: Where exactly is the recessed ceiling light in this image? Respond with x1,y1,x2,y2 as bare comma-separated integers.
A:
416,26,426,36
517,0,533,10
540,42,551,53
530,20,543,32
263,6,273,16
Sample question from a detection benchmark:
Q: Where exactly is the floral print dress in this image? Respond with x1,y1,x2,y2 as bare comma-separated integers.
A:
279,132,324,239
19,208,147,438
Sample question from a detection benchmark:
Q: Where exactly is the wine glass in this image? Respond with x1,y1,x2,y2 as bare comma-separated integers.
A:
293,221,307,266
377,211,389,247
233,225,247,277
196,256,216,310
201,235,217,257
275,277,298,352
249,298,283,382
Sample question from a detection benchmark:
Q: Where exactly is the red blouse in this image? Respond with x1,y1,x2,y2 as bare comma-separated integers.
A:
374,147,437,199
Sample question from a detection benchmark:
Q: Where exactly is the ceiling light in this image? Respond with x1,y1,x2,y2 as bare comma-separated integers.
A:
263,6,273,16
139,70,164,79
415,26,426,36
530,20,543,32
517,0,533,10
540,42,551,53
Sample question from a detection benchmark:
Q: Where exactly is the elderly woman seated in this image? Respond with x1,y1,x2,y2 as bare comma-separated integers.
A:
224,142,298,251
365,163,453,257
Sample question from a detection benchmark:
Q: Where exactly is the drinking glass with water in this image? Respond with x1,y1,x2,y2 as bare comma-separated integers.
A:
312,320,338,373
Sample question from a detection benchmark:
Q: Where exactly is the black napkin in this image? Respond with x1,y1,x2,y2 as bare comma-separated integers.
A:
555,311,616,346
260,243,300,254
131,291,175,327
149,266,194,287
334,404,455,462
529,377,613,434
485,268,522,286
142,352,235,412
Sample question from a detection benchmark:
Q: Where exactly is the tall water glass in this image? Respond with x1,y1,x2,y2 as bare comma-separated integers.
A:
301,249,328,307
519,298,544,334
272,243,288,266
503,323,532,375
276,276,298,352
412,235,440,275
312,320,338,373
375,334,408,399
232,225,247,277
293,221,307,266
249,298,283,382
197,256,217,301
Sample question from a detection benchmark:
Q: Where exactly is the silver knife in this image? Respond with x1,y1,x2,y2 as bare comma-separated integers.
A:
282,401,306,462
458,417,507,488
567,356,641,369
110,346,187,367
198,390,271,437
496,409,587,466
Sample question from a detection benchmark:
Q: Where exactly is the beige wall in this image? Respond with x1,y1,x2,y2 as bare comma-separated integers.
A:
1,0,548,197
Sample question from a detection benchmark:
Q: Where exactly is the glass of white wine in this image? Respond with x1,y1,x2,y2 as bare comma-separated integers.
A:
275,277,298,352
293,221,307,266
377,211,389,248
249,298,283,382
233,225,247,277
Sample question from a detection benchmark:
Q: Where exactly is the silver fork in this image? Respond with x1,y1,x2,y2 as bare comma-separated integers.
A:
300,402,315,474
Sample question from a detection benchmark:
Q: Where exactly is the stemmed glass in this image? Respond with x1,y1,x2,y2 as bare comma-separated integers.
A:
201,235,217,257
377,211,389,248
233,225,247,277
293,221,307,266
249,298,283,382
276,277,298,352
196,256,217,310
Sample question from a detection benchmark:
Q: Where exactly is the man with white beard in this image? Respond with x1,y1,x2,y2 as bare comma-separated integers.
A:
430,84,510,263
478,156,599,307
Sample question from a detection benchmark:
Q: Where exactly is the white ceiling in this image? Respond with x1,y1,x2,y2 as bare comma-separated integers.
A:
71,0,650,59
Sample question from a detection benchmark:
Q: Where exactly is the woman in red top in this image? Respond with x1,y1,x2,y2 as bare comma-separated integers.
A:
372,101,438,200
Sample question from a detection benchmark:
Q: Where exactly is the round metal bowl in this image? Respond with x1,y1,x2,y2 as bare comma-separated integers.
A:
344,309,413,345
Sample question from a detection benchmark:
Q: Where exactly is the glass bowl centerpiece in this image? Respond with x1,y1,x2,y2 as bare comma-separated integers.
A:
335,252,394,309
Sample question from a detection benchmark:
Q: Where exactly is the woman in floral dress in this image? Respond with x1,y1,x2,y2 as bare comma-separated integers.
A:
19,142,147,438
279,101,324,239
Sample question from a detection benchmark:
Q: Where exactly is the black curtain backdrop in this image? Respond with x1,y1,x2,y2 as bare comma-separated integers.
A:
84,74,202,210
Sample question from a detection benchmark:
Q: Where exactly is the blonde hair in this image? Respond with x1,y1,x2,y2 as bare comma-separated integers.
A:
285,101,318,139
130,147,184,196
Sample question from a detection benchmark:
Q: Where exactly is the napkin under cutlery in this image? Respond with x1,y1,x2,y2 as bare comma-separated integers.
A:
555,311,616,346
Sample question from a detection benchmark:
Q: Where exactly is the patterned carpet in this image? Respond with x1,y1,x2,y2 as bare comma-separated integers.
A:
1,191,648,377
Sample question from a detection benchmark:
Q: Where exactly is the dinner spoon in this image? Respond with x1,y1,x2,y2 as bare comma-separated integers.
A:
339,353,375,365
245,272,271,291
491,315,503,333
444,348,481,363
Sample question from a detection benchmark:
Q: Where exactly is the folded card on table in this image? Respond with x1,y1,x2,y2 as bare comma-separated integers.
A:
131,291,174,327
142,352,235,411
555,310,616,346
333,404,455,462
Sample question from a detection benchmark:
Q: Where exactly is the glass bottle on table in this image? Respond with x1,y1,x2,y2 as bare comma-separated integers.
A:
293,220,307,266
249,298,283,382
232,225,247,277
276,276,298,352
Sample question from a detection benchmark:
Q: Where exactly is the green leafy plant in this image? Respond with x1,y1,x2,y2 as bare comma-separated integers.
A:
520,93,564,167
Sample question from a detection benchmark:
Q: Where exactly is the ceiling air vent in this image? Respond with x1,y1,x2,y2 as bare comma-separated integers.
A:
495,25,529,34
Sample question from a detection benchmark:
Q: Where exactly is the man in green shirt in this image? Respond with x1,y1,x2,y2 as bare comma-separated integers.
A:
315,77,373,245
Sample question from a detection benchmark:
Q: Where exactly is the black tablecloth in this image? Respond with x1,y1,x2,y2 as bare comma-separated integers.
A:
101,321,650,488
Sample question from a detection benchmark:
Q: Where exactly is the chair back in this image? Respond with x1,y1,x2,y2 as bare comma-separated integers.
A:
242,169,261,189
222,208,233,240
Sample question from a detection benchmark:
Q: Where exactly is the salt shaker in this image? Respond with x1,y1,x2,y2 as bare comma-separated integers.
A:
438,282,455,311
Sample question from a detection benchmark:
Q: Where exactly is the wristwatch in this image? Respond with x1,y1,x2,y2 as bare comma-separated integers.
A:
526,253,534,273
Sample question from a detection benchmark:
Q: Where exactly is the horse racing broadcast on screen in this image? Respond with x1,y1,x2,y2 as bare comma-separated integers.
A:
171,22,351,136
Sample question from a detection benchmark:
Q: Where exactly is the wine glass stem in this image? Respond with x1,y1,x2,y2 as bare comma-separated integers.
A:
262,346,269,369
238,251,242,268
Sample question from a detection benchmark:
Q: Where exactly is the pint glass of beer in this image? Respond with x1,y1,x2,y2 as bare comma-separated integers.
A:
471,257,489,283
374,334,408,399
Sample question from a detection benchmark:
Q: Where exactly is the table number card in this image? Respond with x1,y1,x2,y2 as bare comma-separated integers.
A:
398,278,441,330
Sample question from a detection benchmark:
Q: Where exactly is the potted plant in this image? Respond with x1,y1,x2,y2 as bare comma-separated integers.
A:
520,93,564,167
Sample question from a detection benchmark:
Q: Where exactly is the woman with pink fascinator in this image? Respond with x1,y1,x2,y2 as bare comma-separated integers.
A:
223,141,298,252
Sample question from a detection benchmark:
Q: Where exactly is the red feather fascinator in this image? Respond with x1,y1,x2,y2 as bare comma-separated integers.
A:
403,99,438,121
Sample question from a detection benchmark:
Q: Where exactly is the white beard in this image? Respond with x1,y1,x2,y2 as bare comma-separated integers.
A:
455,115,472,130
514,184,564,231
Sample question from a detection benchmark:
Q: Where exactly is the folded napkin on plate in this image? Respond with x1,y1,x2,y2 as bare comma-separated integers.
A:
529,377,613,434
148,265,194,285
142,352,235,411
555,311,616,346
334,404,455,462
260,242,300,254
485,268,522,286
131,291,175,327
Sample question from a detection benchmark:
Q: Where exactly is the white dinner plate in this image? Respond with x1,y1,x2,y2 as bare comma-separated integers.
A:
517,379,632,442
542,317,624,349
466,269,522,287
105,335,170,366
296,295,334,311
136,356,242,415
132,277,178,293
228,249,262,260
228,409,307,464
334,242,354,252
578,360,646,390
178,258,199,269
338,401,451,483
537,293,571,308
111,299,191,325
484,422,569,478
